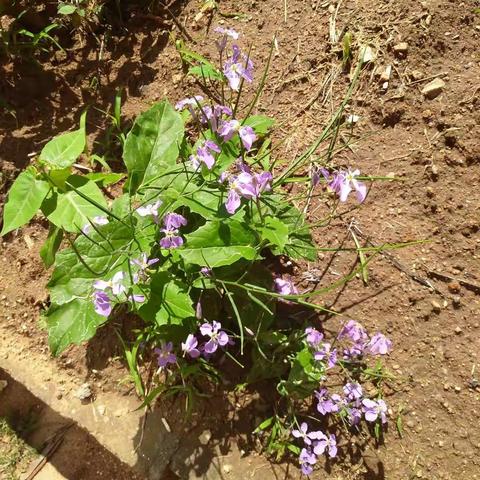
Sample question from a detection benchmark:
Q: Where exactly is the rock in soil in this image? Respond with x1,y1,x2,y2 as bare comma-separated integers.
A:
422,78,446,99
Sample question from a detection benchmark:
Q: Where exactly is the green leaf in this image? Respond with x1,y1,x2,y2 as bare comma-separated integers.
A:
39,127,86,169
188,64,223,81
1,169,50,236
243,115,275,135
261,216,288,249
139,272,195,327
281,347,325,399
170,188,224,220
48,219,152,305
42,175,107,232
47,298,107,356
123,100,184,193
179,220,258,267
261,195,316,261
49,168,72,190
85,172,125,187
40,224,63,268
57,4,77,15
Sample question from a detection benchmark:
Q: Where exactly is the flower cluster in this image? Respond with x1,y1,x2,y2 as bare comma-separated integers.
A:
183,320,232,357
153,320,232,370
220,162,272,214
289,321,392,476
339,320,392,358
292,422,337,475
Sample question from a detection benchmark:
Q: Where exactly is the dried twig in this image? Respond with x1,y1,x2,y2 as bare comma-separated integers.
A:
427,271,480,294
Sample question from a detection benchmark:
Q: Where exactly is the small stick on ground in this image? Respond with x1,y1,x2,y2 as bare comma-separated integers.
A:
427,271,480,294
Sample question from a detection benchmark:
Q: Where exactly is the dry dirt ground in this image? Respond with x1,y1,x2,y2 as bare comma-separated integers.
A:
1,0,480,479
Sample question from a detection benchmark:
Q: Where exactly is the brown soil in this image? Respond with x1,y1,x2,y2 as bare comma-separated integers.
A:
1,0,480,479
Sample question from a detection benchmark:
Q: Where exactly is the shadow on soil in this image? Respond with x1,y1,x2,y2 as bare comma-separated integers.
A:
0,368,143,480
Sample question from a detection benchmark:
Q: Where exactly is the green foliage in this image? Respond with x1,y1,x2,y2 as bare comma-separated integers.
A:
42,175,108,232
1,168,50,236
46,298,107,355
123,100,184,193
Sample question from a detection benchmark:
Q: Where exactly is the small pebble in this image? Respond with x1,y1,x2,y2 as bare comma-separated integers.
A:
454,326,462,334
74,383,92,401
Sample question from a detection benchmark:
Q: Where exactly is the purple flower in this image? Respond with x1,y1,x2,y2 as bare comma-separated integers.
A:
305,327,323,348
154,342,177,368
160,213,187,249
93,290,112,317
367,332,392,355
200,321,229,354
314,343,338,369
195,301,203,319
343,343,366,359
339,169,367,203
223,45,254,91
274,277,298,296
163,213,187,230
175,95,204,111
321,168,367,203
81,215,109,234
313,433,337,458
339,320,368,343
291,422,325,446
223,170,272,214
131,253,159,270
181,334,201,359
311,168,321,188
129,294,146,303
130,253,159,282
362,398,388,424
93,271,126,296
200,267,212,276
160,234,184,249
218,120,257,151
136,200,162,220
315,388,340,415
199,104,232,132
214,26,239,52
347,407,362,426
343,382,363,401
191,140,221,170
299,448,317,476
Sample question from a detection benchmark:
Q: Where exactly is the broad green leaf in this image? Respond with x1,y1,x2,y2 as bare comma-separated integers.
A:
1,169,50,236
261,216,288,250
139,272,195,326
85,172,125,187
48,219,150,303
42,175,107,232
170,188,224,219
40,224,63,268
58,4,77,14
47,298,107,356
179,220,258,267
123,100,184,193
49,168,71,190
48,218,154,304
39,127,85,169
243,115,275,135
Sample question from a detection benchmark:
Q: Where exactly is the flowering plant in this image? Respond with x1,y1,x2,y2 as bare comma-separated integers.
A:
1,28,401,475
